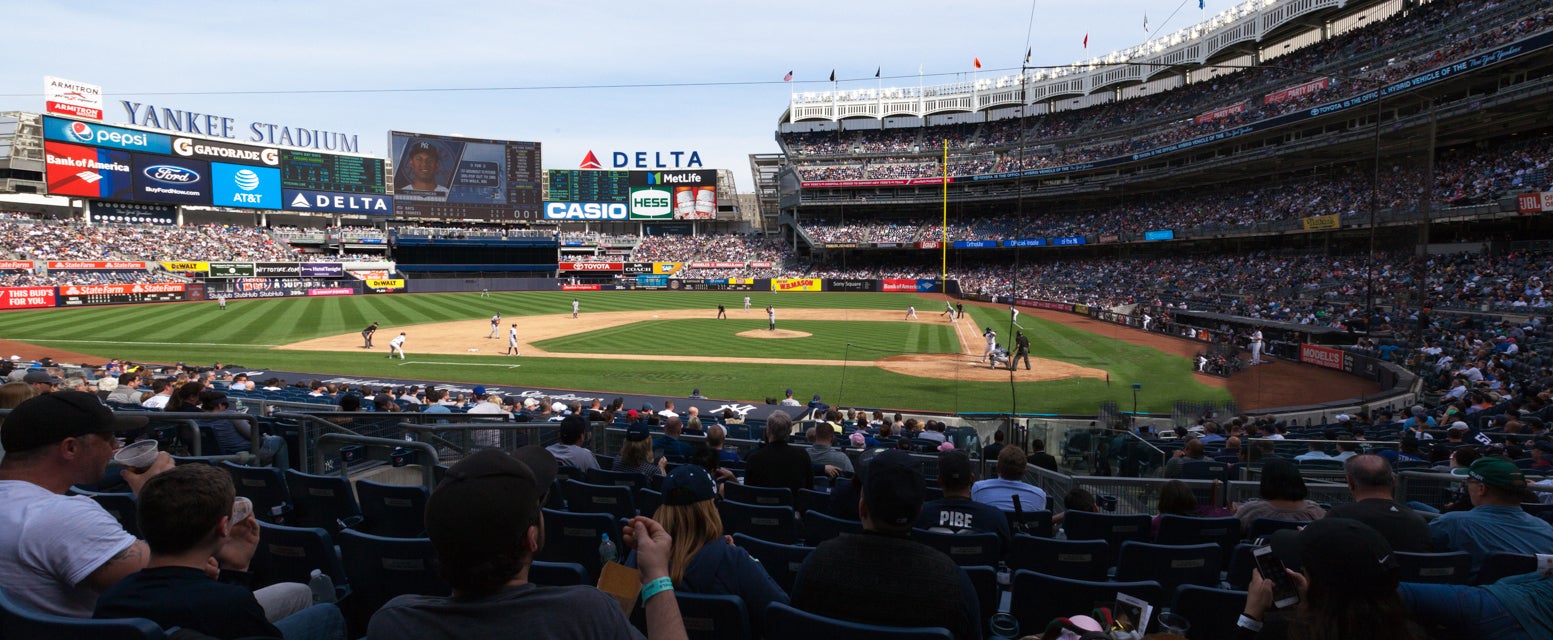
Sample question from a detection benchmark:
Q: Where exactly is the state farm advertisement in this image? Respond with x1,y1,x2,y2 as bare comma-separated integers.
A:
1300,344,1345,371
0,287,56,309
47,261,147,270
882,278,918,292
0,261,34,270
58,282,184,306
558,262,622,272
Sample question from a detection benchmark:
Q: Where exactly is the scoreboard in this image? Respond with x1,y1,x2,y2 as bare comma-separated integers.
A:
389,131,543,221
548,169,629,203
281,150,385,194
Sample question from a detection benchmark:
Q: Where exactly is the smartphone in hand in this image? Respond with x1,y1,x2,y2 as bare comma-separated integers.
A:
1253,545,1300,609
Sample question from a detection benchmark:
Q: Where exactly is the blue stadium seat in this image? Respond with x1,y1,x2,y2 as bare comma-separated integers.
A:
529,560,589,587
251,521,349,596
723,482,793,507
221,460,292,523
1244,517,1305,541
1155,514,1241,560
764,602,953,640
356,480,429,538
70,488,139,538
794,488,832,517
1179,460,1231,481
536,508,619,583
1006,534,1111,581
636,487,662,519
0,586,166,640
731,533,813,594
1061,511,1151,552
585,467,647,492
719,500,798,544
961,565,999,626
284,469,362,534
910,529,1002,567
1114,541,1223,598
1009,570,1163,638
562,479,638,522
1476,552,1537,585
1394,550,1473,584
675,592,750,640
801,510,862,546
1172,585,1248,640
337,529,446,631
554,465,586,484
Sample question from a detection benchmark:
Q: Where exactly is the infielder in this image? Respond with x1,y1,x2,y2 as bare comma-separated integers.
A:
981,327,998,363
362,322,379,348
906,305,917,320
717,304,727,319
744,295,751,311
572,298,580,319
1010,306,1019,326
506,324,520,356
488,313,501,339
767,305,776,331
218,294,227,311
1250,328,1265,365
388,332,407,359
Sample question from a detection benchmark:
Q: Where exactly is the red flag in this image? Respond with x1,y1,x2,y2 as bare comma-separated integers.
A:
783,70,793,82
973,57,982,69
1083,33,1089,48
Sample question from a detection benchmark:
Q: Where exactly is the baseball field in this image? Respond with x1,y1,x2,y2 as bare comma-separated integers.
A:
0,290,1250,414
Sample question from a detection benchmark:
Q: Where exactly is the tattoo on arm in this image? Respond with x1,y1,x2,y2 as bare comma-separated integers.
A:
110,543,143,563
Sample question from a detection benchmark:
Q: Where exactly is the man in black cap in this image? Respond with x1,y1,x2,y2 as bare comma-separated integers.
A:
917,450,1011,547
1011,330,1031,371
368,447,688,639
23,369,61,395
790,450,981,639
0,391,171,617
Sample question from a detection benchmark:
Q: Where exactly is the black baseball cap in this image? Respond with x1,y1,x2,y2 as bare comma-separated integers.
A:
863,450,926,529
409,141,439,157
1,391,149,453
1269,518,1399,594
626,422,651,442
559,415,589,442
425,449,550,572
22,370,62,386
661,465,717,506
937,450,973,485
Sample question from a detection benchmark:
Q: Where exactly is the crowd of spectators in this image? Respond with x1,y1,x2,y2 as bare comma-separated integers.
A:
0,220,323,263
633,234,791,265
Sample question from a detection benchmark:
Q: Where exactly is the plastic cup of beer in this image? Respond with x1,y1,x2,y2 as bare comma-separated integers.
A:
113,439,159,472
232,496,253,523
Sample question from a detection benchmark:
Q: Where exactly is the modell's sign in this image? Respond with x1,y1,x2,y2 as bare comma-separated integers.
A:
1300,344,1344,371
557,262,622,272
689,262,745,269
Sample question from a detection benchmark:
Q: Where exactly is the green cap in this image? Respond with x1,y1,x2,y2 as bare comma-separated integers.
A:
1451,456,1526,489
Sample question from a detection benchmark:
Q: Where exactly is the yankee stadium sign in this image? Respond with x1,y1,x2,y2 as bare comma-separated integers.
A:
120,101,359,153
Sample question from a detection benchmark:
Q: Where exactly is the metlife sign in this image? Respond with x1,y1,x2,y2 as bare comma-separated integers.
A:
630,170,715,187
282,189,393,215
544,202,628,221
212,163,281,210
628,188,673,220
43,116,171,154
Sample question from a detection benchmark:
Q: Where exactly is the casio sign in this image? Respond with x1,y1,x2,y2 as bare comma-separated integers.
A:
630,188,672,218
143,165,200,184
545,202,628,220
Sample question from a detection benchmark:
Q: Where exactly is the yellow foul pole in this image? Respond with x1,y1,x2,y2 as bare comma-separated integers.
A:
941,139,948,284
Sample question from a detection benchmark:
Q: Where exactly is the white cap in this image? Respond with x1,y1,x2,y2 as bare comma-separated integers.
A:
1335,414,1351,422
1450,421,1469,430
522,398,540,409
551,402,567,413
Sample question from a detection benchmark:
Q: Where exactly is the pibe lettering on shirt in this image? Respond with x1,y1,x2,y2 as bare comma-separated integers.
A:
939,511,974,528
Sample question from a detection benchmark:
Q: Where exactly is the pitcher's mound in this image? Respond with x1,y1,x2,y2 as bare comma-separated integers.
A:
738,329,812,339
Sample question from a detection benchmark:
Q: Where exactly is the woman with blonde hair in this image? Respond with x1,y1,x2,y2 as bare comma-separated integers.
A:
612,423,666,478
637,465,787,629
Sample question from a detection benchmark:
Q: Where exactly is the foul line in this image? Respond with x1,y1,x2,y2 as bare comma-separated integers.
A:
397,361,521,368
13,338,279,348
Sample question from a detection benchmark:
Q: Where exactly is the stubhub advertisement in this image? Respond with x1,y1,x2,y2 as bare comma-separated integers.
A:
131,153,210,205
212,162,280,210
44,141,132,200
43,116,171,154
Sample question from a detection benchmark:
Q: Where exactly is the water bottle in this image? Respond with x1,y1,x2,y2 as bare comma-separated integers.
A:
308,568,337,604
598,534,617,566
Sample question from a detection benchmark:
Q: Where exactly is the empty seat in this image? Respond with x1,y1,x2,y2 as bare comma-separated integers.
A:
356,480,430,538
1172,584,1248,640
1009,570,1163,638
1061,511,1151,552
802,510,863,546
1155,514,1241,560
1394,550,1473,584
250,521,348,595
961,565,999,627
636,488,663,519
1114,541,1223,598
536,508,619,583
585,467,647,492
562,479,638,522
1006,534,1110,581
675,592,750,640
724,483,793,507
221,460,291,523
731,533,813,594
284,469,362,534
1476,552,1537,585
337,529,446,631
0,586,165,640
764,602,952,640
910,529,1001,567
1225,543,1258,590
794,488,832,517
719,500,798,545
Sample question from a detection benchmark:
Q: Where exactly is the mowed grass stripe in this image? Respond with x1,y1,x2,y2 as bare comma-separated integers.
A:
534,319,958,360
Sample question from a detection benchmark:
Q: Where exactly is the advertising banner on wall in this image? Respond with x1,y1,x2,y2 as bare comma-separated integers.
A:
131,153,211,205
0,261,33,270
301,263,344,278
45,141,133,200
1517,192,1553,214
207,262,256,278
366,279,405,292
881,278,917,292
557,262,622,272
1301,214,1341,231
0,287,56,309
58,283,185,306
825,279,878,292
915,279,942,293
211,278,358,300
44,76,104,120
771,278,822,292
622,262,654,275
47,261,146,270
1300,344,1345,371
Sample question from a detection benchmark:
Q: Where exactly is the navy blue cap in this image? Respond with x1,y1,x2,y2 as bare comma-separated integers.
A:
626,422,651,442
662,465,717,506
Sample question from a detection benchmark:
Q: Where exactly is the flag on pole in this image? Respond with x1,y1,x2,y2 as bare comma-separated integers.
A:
973,57,982,69
1083,33,1089,48
1024,48,1032,65
875,67,881,78
828,69,835,82
1199,0,1205,9
783,70,793,82
1143,13,1150,35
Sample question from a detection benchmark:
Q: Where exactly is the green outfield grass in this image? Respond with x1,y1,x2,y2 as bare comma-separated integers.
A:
534,319,960,358
0,290,1232,414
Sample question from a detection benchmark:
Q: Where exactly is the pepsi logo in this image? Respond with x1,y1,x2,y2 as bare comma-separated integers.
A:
234,169,260,191
143,165,200,184
67,121,93,143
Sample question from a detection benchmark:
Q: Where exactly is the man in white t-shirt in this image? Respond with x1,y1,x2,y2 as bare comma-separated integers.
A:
139,379,173,409
0,392,170,617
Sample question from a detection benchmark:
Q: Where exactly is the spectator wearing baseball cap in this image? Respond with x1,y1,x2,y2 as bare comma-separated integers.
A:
0,391,174,617
22,369,61,395
1430,456,1553,571
916,450,1010,547
790,450,982,639
368,448,689,640
627,465,787,629
614,422,666,479
1240,518,1424,639
547,415,599,472
1528,441,1553,471
653,417,695,462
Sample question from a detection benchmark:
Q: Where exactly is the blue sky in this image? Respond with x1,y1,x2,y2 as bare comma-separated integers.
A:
1,0,1197,191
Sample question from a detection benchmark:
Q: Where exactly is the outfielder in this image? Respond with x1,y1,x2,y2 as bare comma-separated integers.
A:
744,295,751,311
388,332,407,359
488,313,501,339
362,322,378,348
218,294,227,311
1250,328,1265,365
506,324,520,356
1010,306,1019,326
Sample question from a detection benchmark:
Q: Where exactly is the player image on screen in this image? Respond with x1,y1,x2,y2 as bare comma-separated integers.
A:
397,140,450,200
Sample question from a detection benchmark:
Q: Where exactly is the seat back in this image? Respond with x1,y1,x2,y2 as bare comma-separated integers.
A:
1007,534,1111,581
529,560,589,587
221,460,291,522
910,529,1002,567
562,479,637,522
71,489,140,538
356,480,429,538
536,508,619,583
1179,460,1230,481
1394,550,1473,584
1172,585,1248,640
1477,552,1537,585
636,488,663,519
285,469,362,533
1005,509,1054,538
1155,515,1241,559
337,529,447,630
675,592,750,640
961,565,998,627
719,500,798,544
724,483,793,507
0,587,166,640
794,488,832,517
802,510,863,546
251,521,347,589
1009,570,1163,638
1225,543,1258,590
585,467,646,491
1114,541,1222,598
1061,511,1151,552
1244,517,1305,541
764,602,953,640
731,533,813,594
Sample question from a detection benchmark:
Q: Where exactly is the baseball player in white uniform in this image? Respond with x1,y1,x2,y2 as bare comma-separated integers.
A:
744,296,751,311
767,305,776,331
1010,306,1019,326
388,332,407,359
943,301,956,320
1250,328,1265,365
488,313,501,339
572,298,580,319
506,324,520,356
1143,312,1153,332
982,327,997,362
906,305,918,320
218,294,227,311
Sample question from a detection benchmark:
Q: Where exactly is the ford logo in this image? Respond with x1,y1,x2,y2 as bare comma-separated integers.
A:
143,165,200,184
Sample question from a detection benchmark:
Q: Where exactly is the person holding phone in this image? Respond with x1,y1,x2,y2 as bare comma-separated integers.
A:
1238,518,1424,640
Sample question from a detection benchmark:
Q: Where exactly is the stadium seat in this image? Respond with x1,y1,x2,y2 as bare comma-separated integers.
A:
562,479,638,522
1113,541,1222,598
554,465,586,484
1155,514,1241,560
718,499,798,544
0,586,167,640
961,565,999,626
337,529,446,631
1179,460,1231,482
723,482,793,507
1172,585,1248,640
1006,534,1111,581
1244,517,1305,541
545,480,568,511
1009,570,1163,638
70,488,139,538
221,460,291,523
1225,543,1258,590
794,488,832,516
284,469,362,534
1393,550,1473,584
636,487,662,518
585,467,647,492
764,602,953,640
1060,511,1151,552
529,560,589,587
1004,509,1054,538
802,510,863,546
355,480,429,538
731,533,813,594
910,529,1001,567
250,521,348,596
674,592,750,640
1476,552,1537,585
536,508,619,583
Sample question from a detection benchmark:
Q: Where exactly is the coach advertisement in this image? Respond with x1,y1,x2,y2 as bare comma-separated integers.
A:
771,278,821,292
0,287,56,310
825,279,877,292
58,283,185,307
882,278,917,293
1300,344,1345,371
622,262,654,275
